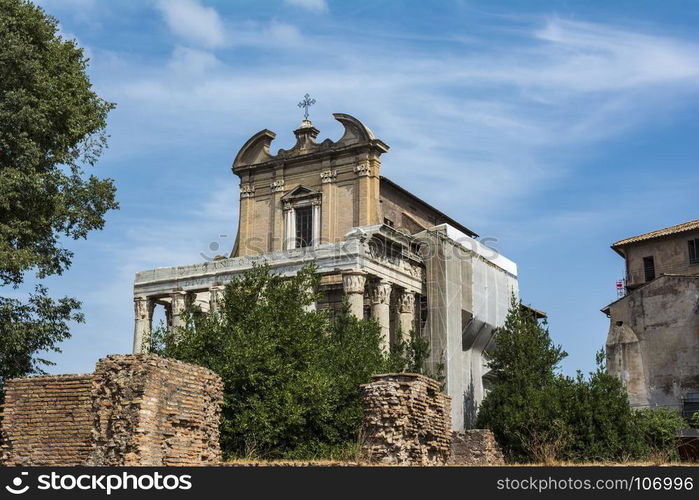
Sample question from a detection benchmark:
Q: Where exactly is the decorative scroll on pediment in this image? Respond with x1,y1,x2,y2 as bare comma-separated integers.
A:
232,114,389,170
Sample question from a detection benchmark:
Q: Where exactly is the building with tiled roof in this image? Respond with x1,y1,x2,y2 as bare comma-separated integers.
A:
602,219,699,410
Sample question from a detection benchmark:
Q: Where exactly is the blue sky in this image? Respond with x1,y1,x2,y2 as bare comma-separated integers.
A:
26,0,699,376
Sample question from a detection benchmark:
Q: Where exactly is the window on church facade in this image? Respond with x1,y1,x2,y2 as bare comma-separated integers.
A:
295,206,313,248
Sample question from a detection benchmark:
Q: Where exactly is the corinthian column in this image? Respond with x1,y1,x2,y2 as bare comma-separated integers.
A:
398,291,416,341
342,272,366,319
133,296,153,353
370,280,392,352
209,285,225,314
170,290,188,331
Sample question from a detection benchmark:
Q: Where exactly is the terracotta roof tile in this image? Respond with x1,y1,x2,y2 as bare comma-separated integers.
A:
612,219,699,248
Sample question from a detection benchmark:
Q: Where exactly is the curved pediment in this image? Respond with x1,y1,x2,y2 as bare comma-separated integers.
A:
333,113,376,145
232,114,388,171
232,129,276,169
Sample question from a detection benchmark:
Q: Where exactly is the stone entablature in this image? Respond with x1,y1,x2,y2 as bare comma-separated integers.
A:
133,224,424,353
134,225,422,297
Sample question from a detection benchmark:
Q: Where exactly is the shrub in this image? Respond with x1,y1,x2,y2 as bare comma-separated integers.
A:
149,264,433,459
477,297,685,464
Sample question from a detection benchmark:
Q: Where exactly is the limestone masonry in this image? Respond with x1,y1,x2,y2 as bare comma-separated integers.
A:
361,373,452,465
0,354,223,466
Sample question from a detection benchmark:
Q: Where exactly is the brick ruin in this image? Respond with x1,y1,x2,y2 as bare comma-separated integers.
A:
1,359,505,467
361,373,452,465
448,429,505,465
0,354,223,466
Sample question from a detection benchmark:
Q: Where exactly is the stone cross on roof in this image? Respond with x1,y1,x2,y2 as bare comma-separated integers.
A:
297,93,316,120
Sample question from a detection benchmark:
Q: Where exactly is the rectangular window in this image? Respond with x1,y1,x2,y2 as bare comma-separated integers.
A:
689,239,699,265
383,217,394,228
643,256,655,282
295,206,313,248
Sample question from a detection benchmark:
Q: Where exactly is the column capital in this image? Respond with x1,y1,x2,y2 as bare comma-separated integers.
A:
170,290,188,308
342,272,366,294
398,290,416,314
320,169,337,183
240,183,255,198
370,280,392,305
353,162,370,177
270,179,285,192
134,296,153,317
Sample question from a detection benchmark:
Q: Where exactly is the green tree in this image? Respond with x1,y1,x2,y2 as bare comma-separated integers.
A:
0,0,116,392
477,298,686,463
476,295,567,462
557,352,640,462
149,264,436,459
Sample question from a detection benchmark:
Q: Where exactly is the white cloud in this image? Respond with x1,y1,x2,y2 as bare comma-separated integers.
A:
155,0,226,48
265,21,303,44
168,46,219,74
96,16,699,228
284,0,328,13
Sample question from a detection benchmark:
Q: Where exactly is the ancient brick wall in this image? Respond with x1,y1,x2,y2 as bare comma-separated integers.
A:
0,374,94,466
361,373,452,465
88,354,223,466
448,429,505,465
0,354,223,466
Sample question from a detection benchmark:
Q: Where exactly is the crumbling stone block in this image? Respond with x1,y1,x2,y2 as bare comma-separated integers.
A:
361,373,451,465
448,429,505,465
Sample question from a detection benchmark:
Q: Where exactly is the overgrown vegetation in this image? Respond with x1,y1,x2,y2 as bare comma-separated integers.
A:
477,296,687,464
149,264,436,460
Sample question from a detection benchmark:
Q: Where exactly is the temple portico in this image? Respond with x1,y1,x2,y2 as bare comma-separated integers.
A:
133,224,423,354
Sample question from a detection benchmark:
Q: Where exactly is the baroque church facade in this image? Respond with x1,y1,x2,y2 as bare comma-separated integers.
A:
132,112,518,430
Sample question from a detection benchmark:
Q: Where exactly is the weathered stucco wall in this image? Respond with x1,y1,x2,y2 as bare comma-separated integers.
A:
361,373,452,465
0,374,94,466
0,354,223,466
622,229,699,288
606,275,699,407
